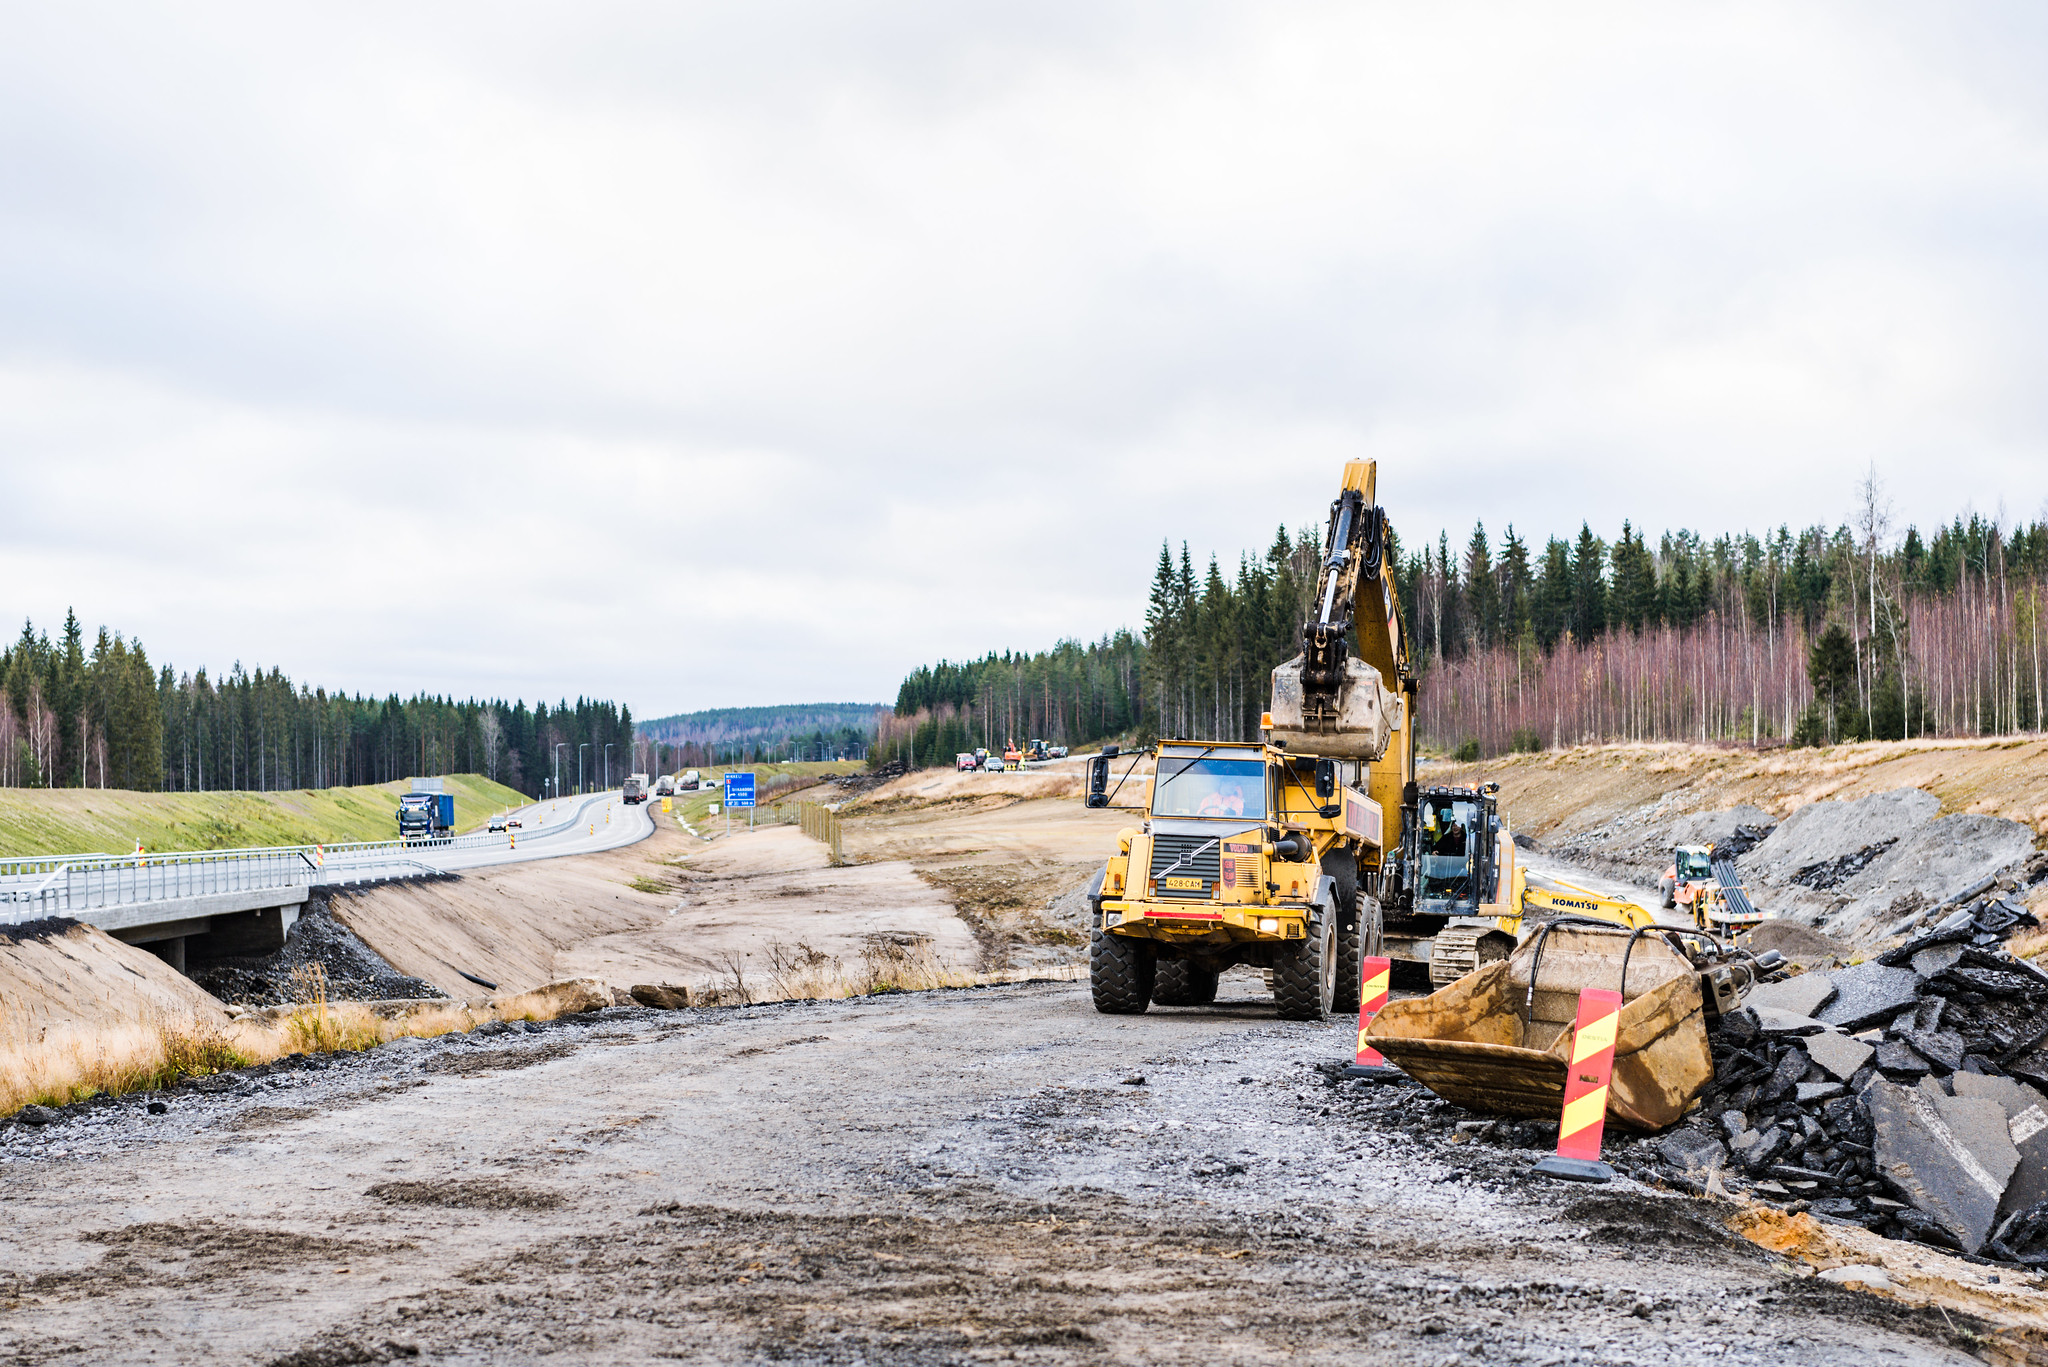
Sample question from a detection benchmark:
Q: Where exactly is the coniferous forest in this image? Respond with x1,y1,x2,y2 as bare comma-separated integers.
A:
0,612,633,796
882,487,2048,765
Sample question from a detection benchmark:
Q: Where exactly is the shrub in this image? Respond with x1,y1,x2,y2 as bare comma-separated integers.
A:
1509,728,1544,754
1453,739,1482,762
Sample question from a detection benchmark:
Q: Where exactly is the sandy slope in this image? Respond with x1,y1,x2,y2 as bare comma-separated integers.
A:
0,922,227,1035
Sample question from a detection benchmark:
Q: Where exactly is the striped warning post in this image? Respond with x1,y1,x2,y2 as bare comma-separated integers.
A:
1533,987,1624,1183
1342,955,1400,1079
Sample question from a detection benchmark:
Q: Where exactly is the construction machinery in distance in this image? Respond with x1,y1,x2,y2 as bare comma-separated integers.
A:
1083,458,1683,1019
1660,845,1714,910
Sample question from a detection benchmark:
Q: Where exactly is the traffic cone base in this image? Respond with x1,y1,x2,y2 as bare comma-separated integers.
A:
1532,1155,1615,1182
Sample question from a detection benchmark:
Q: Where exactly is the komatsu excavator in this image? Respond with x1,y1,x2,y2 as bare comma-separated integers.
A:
1083,459,1666,1019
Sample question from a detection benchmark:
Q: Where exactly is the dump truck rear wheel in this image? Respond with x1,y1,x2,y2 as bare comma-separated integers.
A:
1090,928,1155,1014
1358,893,1385,959
1331,914,1362,1014
1272,916,1336,1020
1151,958,1219,1006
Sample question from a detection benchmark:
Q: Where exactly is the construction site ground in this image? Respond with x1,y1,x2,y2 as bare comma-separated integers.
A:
9,746,2048,1362
0,979,1998,1367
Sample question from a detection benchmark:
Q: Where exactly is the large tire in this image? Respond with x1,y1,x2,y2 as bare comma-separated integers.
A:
1659,877,1676,910
1357,893,1385,959
1272,915,1337,1021
1323,850,1365,1014
1152,958,1220,1006
1331,913,1362,1014
1090,928,1155,1014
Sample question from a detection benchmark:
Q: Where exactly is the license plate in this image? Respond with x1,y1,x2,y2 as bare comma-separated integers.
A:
1162,876,1204,891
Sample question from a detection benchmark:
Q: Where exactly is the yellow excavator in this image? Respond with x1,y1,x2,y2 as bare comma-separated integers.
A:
1082,458,1671,1019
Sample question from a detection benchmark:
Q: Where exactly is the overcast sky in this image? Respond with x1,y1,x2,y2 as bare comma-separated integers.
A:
4,3,2046,717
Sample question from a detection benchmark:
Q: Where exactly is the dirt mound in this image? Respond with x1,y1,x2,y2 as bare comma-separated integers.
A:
188,901,443,1007
843,765,1085,812
1744,920,1850,967
1745,789,1940,883
1737,790,2038,940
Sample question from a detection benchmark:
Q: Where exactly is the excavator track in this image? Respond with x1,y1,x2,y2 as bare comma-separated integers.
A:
1427,924,1515,988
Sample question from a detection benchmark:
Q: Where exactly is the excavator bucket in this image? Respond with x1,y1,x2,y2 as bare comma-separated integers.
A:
1364,923,1716,1132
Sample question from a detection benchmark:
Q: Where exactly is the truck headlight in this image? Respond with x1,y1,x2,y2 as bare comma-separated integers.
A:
1258,917,1280,934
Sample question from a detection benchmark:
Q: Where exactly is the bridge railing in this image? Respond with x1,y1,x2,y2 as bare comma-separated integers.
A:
0,795,612,925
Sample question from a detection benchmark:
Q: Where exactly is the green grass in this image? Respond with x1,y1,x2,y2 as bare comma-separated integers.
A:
0,773,534,858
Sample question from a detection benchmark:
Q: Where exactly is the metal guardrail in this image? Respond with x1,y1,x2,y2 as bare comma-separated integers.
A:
0,797,608,925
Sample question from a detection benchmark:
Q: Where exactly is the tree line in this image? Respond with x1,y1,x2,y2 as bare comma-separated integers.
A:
884,475,2048,764
1,612,634,796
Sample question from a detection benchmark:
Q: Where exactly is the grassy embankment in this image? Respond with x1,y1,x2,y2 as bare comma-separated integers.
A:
0,774,533,858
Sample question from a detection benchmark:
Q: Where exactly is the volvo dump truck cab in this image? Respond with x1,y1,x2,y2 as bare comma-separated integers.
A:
1086,739,1390,1019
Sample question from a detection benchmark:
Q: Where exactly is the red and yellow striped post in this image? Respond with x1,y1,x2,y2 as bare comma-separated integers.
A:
1533,987,1623,1183
1343,955,1399,1079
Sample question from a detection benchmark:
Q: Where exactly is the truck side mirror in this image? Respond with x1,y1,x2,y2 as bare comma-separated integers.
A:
1101,745,1120,759
1314,758,1337,799
1086,755,1111,808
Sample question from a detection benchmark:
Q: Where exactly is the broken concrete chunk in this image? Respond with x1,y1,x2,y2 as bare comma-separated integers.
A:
1754,1008,1828,1036
1868,1076,2020,1255
1719,1109,1750,1141
1875,1039,1932,1077
1760,1048,1810,1103
1952,1073,2048,1227
1904,1030,1967,1075
1911,942,1967,978
1816,962,1925,1033
1657,1128,1727,1173
1796,1082,1847,1103
628,983,693,1010
1748,973,1837,1019
1801,1028,1875,1082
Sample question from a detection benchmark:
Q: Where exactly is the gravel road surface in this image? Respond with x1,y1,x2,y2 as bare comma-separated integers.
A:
0,980,1986,1366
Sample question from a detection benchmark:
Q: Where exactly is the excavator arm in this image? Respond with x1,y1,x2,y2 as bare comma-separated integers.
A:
1268,459,1411,760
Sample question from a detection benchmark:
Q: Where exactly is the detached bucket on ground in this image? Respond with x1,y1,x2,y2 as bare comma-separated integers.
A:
1366,922,1716,1132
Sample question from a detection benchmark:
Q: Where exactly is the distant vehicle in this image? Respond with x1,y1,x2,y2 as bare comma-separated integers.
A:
1003,743,1023,766
623,774,649,804
1048,745,1068,759
956,752,978,771
489,813,509,832
398,785,455,839
985,755,1007,772
974,748,990,769
680,770,702,791
654,775,675,797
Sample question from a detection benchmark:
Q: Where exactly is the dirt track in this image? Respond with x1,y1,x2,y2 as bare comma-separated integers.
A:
0,979,1988,1366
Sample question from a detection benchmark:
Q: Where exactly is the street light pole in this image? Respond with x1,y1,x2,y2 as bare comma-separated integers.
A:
553,743,566,802
578,743,590,796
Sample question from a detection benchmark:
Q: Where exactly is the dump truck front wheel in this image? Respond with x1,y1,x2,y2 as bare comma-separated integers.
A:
1331,913,1362,1014
1272,915,1336,1020
1090,928,1155,1014
1152,958,1219,1007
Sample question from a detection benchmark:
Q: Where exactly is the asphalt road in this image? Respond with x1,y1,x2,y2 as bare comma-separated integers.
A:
0,979,1983,1365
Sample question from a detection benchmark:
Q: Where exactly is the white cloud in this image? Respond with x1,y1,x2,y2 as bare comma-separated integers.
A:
2,1,2045,713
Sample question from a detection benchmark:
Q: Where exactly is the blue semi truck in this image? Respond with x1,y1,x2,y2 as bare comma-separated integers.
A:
398,781,456,839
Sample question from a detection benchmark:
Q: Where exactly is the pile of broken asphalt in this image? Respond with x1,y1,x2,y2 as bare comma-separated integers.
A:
1628,893,2048,1264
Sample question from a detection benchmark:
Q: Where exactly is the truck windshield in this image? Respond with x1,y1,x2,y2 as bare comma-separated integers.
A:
1677,850,1713,880
1152,758,1267,820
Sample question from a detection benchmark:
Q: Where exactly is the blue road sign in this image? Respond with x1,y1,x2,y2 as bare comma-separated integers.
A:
723,772,756,809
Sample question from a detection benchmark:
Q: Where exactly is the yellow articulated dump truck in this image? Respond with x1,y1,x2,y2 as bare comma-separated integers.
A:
1083,458,1409,1020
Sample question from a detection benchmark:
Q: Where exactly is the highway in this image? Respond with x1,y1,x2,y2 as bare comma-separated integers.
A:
0,789,662,931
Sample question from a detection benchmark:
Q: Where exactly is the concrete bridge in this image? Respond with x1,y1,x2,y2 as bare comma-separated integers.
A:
0,791,653,970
